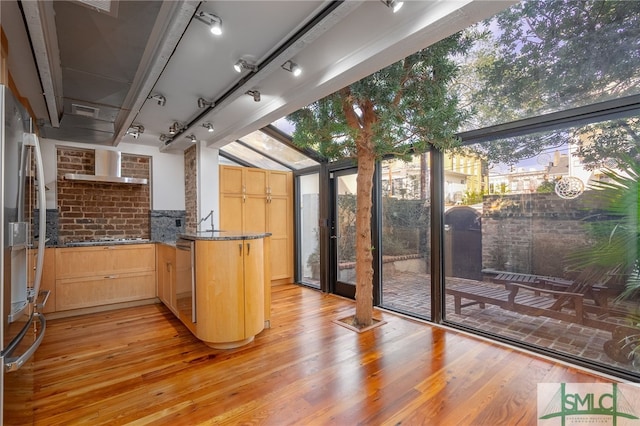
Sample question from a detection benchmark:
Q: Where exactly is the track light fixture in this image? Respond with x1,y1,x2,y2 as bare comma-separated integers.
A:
126,130,139,139
202,123,214,133
148,93,166,106
131,124,144,133
168,122,183,135
245,90,261,102
381,0,404,13
159,134,171,143
281,60,302,77
187,134,197,143
234,59,258,73
194,11,222,36
197,97,215,108
126,124,144,139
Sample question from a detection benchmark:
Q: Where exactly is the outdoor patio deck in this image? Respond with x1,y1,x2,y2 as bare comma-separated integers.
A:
380,271,638,371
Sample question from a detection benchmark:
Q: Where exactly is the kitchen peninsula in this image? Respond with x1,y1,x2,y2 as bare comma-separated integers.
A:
172,231,271,349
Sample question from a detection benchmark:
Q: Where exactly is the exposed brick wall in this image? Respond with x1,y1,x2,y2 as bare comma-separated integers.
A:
56,147,151,243
481,193,609,277
184,145,197,233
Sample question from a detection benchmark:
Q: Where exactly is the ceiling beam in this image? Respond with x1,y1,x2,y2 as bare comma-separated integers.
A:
111,0,199,147
20,0,62,127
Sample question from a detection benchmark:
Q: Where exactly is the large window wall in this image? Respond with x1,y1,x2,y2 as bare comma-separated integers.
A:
380,156,431,319
443,114,640,377
277,0,640,380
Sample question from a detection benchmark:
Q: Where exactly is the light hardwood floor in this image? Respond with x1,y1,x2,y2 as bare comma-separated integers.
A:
32,284,611,425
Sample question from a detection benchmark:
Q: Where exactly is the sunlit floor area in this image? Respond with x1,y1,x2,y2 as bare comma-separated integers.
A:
31,283,616,425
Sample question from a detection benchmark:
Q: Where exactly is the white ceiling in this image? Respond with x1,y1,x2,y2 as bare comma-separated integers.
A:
4,0,513,154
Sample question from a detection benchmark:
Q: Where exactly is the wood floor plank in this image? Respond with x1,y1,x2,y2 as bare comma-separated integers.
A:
29,283,613,425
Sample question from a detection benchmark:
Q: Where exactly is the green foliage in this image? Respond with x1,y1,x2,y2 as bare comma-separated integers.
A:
536,179,556,193
566,157,640,298
288,30,479,162
463,0,640,167
336,193,357,262
382,198,429,256
575,117,640,171
462,190,486,205
475,0,640,118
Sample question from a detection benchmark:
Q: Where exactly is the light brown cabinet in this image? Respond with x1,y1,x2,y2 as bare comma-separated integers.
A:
55,244,156,311
28,247,56,314
156,243,177,314
194,238,265,349
220,165,293,284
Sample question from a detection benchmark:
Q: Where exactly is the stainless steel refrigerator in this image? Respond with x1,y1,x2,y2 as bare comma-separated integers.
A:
0,85,48,425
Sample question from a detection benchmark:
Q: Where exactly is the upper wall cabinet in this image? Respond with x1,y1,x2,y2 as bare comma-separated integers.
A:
219,166,293,284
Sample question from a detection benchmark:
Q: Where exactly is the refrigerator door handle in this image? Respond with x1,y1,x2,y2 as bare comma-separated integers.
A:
35,289,51,311
4,313,46,373
23,132,47,298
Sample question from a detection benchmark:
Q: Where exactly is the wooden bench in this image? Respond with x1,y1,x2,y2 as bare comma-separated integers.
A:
491,272,543,286
447,283,510,314
446,282,585,325
487,270,617,309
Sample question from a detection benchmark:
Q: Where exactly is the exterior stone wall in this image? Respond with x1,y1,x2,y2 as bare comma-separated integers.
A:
481,193,608,277
56,147,151,243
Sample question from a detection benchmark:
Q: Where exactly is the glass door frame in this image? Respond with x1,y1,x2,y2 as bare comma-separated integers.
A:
328,164,381,303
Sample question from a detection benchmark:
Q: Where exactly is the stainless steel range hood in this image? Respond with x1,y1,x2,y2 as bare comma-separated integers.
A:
63,149,148,185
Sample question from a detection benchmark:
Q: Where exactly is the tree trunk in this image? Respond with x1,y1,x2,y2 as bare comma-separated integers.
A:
340,92,378,327
354,144,376,326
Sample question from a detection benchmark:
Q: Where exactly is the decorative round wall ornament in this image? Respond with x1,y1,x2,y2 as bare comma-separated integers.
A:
555,176,584,199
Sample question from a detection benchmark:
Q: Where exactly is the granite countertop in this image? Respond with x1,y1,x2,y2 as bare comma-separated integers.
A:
44,233,271,248
59,238,154,248
178,231,271,241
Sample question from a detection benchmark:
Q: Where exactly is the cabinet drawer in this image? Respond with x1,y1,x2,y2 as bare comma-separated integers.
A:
56,244,156,279
56,271,156,311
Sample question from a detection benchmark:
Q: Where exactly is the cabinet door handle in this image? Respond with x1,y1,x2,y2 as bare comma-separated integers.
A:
239,243,242,256
247,243,251,256
104,275,118,279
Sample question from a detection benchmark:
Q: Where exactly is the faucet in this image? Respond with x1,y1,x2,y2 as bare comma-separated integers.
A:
198,210,215,232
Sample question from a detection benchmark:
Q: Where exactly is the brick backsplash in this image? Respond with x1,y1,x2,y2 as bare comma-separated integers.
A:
57,147,151,243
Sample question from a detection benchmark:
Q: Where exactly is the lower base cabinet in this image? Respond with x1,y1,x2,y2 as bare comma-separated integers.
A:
158,237,270,349
194,238,265,349
56,271,156,311
55,244,156,312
